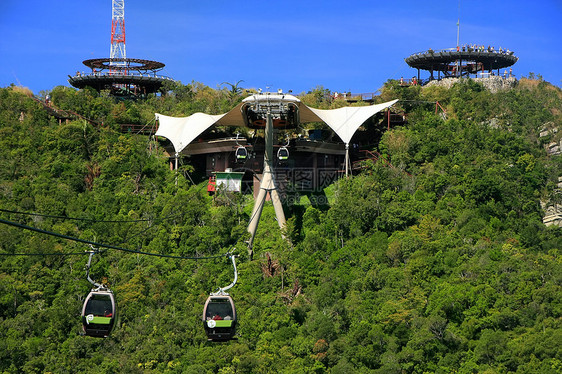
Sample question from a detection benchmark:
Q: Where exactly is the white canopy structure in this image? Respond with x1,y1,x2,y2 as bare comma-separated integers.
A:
300,100,399,145
155,112,227,154
299,99,399,174
155,95,398,157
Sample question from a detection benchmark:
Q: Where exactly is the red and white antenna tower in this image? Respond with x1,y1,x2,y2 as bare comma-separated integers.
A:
110,0,126,70
69,0,172,97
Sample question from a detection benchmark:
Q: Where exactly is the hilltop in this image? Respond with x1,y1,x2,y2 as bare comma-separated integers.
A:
0,77,561,373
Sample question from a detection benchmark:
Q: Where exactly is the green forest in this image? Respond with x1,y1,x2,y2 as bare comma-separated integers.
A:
0,77,561,373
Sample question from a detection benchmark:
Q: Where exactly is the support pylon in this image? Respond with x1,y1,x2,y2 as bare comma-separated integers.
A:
246,111,287,257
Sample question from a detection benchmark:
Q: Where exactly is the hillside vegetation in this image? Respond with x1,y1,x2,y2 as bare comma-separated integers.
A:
0,78,561,373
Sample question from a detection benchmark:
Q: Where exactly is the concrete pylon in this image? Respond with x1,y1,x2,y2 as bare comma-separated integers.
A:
246,111,287,257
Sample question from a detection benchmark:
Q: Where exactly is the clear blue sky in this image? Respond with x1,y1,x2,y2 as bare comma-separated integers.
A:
1,0,561,96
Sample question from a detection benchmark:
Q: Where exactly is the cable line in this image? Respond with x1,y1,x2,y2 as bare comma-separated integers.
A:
0,218,227,260
0,208,181,223
0,251,90,256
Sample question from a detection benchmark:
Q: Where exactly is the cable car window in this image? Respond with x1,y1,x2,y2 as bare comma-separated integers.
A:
85,294,113,317
205,299,233,321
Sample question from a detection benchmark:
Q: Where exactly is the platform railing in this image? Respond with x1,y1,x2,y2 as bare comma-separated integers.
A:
332,92,378,101
71,71,174,81
409,46,515,57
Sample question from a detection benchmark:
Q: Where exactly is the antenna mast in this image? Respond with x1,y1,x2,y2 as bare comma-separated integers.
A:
110,0,126,70
456,0,460,48
69,0,173,98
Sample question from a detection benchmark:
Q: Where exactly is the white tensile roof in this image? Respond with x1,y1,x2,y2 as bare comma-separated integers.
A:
154,112,227,154
155,95,398,153
300,100,399,145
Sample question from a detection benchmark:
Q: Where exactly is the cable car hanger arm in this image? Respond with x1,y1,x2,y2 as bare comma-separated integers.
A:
212,254,238,296
85,247,106,290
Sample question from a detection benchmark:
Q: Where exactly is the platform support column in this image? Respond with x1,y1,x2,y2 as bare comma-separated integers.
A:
387,108,391,131
344,143,351,177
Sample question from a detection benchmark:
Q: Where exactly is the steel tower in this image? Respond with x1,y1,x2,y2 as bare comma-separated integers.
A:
69,0,173,98
110,0,126,69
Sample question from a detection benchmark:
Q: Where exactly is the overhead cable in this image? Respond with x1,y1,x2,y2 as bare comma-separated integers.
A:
0,218,227,260
0,208,180,223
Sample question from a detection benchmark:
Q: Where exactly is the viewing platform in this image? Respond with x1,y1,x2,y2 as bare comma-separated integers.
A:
68,58,173,98
69,73,173,96
405,46,518,82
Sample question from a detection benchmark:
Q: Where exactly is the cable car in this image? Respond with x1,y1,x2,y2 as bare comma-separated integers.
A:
235,133,248,161
81,248,116,338
82,289,116,338
277,147,289,161
202,295,237,341
203,254,238,341
235,145,248,161
277,135,290,161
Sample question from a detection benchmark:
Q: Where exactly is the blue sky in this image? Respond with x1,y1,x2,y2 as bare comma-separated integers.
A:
1,0,560,95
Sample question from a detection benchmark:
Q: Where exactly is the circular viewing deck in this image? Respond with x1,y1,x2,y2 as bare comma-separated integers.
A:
82,58,165,71
68,58,173,98
405,47,518,82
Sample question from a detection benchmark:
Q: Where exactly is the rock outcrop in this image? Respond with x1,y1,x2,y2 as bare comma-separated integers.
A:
425,76,517,93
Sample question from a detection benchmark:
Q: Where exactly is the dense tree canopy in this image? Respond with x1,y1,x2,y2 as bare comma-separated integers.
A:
0,78,561,373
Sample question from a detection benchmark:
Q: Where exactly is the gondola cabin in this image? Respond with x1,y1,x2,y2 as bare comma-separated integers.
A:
235,146,247,161
278,147,289,161
82,290,116,338
202,295,237,341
